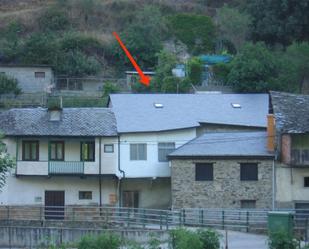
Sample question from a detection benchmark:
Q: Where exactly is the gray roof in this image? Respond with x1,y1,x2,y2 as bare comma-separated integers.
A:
271,91,309,133
0,108,117,137
169,132,274,158
109,93,269,133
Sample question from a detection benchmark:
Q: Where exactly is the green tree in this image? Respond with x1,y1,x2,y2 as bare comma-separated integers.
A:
216,5,252,51
247,0,309,46
227,42,280,92
103,81,120,97
0,136,15,190
187,57,203,85
38,7,70,32
0,74,21,95
116,6,164,69
167,14,215,54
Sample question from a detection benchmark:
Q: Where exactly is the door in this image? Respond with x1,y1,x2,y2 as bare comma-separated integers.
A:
45,191,65,220
122,191,139,208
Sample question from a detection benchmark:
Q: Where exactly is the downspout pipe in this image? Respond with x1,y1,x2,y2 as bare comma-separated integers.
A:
118,136,125,207
99,137,102,207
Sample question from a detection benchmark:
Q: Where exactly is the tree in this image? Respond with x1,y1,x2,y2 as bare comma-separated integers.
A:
167,14,215,54
0,74,21,95
115,6,164,69
247,0,309,46
187,57,203,85
216,5,252,51
0,136,15,190
227,42,280,92
38,7,70,32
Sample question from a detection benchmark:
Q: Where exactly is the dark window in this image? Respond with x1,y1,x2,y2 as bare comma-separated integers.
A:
240,163,258,181
81,141,95,161
195,163,213,181
35,72,45,78
79,191,92,200
158,142,175,162
304,177,309,187
50,141,64,161
241,200,256,209
130,144,147,160
22,141,39,161
104,144,114,153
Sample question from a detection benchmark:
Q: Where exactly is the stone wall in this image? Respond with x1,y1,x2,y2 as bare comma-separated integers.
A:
171,159,273,209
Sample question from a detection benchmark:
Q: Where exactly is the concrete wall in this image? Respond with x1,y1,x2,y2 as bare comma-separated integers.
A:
121,178,171,209
0,176,118,206
276,163,309,208
119,128,196,178
0,66,53,93
171,159,273,209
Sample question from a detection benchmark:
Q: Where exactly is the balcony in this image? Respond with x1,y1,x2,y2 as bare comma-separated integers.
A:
49,161,84,175
291,149,309,166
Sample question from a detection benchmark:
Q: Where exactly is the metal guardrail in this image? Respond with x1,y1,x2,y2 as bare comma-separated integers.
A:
1,206,309,235
48,161,84,174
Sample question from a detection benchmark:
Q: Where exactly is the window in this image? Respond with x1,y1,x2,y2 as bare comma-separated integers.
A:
240,163,258,181
81,142,95,161
79,191,92,200
50,141,64,161
104,144,114,153
34,72,45,78
130,144,147,160
22,141,39,161
158,142,175,162
304,177,309,187
241,200,256,209
195,163,213,181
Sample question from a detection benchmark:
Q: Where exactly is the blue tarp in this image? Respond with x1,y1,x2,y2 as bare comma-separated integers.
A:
199,55,232,65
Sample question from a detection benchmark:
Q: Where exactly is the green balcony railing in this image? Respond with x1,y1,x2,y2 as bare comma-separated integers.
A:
49,161,84,175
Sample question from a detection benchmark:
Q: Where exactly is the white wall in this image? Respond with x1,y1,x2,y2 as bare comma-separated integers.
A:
4,137,119,176
0,175,117,206
276,163,309,207
0,66,53,93
119,128,196,178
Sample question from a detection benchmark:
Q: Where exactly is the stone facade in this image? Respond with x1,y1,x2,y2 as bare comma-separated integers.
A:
171,159,273,209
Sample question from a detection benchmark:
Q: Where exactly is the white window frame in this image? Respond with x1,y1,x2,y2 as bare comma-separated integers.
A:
158,142,175,162
130,143,147,161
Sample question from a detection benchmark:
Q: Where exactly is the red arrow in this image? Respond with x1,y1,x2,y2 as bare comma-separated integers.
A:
113,32,151,86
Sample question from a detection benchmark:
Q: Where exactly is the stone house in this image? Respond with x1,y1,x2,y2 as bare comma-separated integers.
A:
271,91,309,209
169,131,275,209
0,64,54,93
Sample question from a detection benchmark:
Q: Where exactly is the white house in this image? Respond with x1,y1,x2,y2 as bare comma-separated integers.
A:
108,93,270,209
0,107,120,208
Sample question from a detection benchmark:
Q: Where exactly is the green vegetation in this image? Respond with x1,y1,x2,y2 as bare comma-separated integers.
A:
187,57,204,85
78,233,121,249
167,14,215,54
0,74,21,95
0,135,15,190
268,231,299,249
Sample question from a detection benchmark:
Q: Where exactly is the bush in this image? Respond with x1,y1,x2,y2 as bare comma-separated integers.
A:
197,229,221,249
38,7,70,32
78,233,121,249
187,57,203,85
167,14,215,54
103,81,120,97
212,63,230,84
268,231,299,249
0,74,21,95
170,228,203,249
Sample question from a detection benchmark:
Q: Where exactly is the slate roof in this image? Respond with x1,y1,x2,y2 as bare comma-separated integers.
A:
0,108,117,137
109,93,269,133
169,132,274,158
271,91,309,133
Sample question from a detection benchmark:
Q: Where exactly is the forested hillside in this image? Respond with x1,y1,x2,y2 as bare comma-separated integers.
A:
0,0,308,93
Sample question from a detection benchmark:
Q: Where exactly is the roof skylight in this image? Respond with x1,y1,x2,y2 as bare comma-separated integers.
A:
231,103,241,108
154,103,164,108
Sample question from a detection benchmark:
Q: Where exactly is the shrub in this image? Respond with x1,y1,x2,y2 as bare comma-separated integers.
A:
212,63,230,84
268,231,299,249
0,74,21,95
78,233,121,249
103,81,120,97
197,229,221,249
38,7,70,32
187,57,203,85
170,228,203,249
166,14,215,54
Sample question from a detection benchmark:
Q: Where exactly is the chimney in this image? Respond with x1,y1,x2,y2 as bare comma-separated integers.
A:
267,114,275,152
